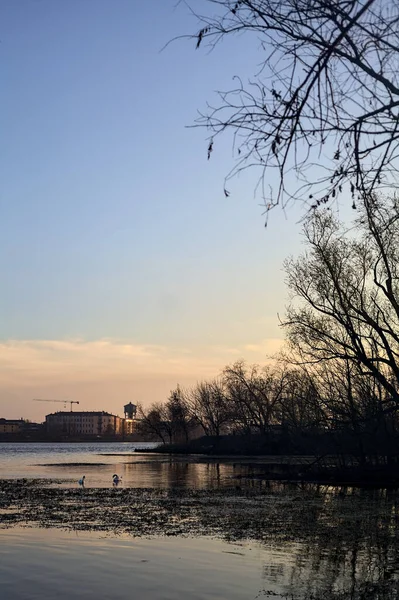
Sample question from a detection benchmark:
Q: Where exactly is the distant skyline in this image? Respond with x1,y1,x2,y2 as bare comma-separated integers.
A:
0,1,347,421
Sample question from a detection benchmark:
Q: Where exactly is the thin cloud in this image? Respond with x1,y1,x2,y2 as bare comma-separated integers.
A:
0,337,286,419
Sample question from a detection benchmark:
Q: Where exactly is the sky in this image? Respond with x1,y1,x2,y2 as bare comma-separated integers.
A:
0,0,321,421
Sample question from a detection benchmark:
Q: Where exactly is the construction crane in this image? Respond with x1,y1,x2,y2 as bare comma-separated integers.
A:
33,399,80,412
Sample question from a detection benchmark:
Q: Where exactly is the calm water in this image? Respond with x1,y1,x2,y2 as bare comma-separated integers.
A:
2,443,399,599
2,512,399,600
0,442,278,488
0,528,271,600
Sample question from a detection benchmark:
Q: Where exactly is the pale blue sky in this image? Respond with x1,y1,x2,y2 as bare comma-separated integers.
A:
0,0,309,419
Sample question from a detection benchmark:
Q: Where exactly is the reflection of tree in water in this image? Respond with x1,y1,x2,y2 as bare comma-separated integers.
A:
123,458,255,489
3,474,399,597
123,459,191,488
256,486,399,599
121,458,322,491
164,461,234,489
123,458,236,489
48,457,399,597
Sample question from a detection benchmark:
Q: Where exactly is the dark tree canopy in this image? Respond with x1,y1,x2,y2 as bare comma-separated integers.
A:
188,0,399,214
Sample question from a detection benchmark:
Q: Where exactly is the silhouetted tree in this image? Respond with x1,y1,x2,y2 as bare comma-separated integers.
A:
277,367,326,432
186,379,231,437
165,386,194,443
222,360,285,433
137,402,169,444
283,195,399,414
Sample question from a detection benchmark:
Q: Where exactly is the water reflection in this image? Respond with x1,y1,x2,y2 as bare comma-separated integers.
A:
0,442,297,488
2,444,399,598
122,459,229,489
5,481,399,597
0,528,263,600
118,457,303,490
3,487,399,600
256,486,399,599
277,533,399,599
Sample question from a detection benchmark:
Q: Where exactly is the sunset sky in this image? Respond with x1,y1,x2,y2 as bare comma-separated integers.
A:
1,0,323,421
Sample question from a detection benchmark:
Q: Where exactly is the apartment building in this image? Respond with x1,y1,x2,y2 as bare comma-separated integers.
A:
45,411,124,436
0,419,24,434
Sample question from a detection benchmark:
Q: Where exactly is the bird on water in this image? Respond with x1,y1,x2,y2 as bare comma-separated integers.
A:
112,474,121,486
78,475,85,487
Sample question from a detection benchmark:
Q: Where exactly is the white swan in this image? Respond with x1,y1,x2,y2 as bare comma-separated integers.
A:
112,474,121,486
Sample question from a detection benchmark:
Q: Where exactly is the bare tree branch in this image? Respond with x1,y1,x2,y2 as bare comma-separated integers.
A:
182,0,399,216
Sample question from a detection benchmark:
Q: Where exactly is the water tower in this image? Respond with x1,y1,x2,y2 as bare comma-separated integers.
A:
124,402,137,420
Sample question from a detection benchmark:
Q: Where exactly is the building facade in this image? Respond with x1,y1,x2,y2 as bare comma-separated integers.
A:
45,411,125,437
0,419,24,434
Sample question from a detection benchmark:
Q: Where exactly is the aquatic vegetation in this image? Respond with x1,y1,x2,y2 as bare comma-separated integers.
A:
1,479,399,598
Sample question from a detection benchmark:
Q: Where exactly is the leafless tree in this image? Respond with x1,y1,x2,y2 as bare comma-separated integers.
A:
222,360,285,433
186,379,231,437
283,195,399,411
137,402,169,443
184,1,399,213
165,386,194,443
277,367,326,432
137,391,195,444
301,355,399,462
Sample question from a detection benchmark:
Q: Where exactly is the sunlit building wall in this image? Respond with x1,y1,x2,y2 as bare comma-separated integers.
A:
45,411,125,436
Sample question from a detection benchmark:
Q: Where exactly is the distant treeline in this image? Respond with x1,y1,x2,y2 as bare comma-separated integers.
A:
138,358,399,465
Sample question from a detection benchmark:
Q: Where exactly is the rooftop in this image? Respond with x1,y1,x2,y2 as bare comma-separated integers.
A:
46,411,120,417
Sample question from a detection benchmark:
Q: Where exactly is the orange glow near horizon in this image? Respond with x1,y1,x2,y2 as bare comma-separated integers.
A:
0,337,284,421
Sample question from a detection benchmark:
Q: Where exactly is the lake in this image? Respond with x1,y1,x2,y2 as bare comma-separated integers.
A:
1,442,399,599
0,442,290,488
0,528,273,600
